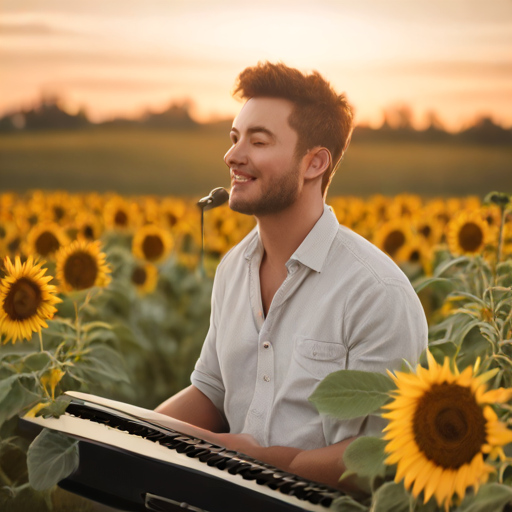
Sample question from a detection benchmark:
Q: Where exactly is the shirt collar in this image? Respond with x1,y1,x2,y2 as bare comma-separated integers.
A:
244,203,339,273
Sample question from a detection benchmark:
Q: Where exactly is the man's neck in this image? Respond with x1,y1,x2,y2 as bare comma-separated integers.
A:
256,197,324,269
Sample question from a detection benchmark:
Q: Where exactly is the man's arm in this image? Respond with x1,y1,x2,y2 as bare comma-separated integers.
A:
216,432,360,492
155,384,229,433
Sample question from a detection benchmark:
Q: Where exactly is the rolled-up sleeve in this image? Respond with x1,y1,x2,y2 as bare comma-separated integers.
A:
190,270,226,418
322,279,428,445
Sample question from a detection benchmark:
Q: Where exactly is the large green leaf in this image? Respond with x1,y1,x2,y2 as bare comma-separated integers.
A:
342,436,387,479
308,370,396,420
27,429,79,491
0,377,38,427
0,374,17,404
455,483,512,512
371,481,410,512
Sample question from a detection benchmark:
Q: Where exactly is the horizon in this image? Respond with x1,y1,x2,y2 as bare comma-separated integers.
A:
1,0,511,131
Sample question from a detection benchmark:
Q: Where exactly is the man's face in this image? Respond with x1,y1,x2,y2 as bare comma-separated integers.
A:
224,97,303,216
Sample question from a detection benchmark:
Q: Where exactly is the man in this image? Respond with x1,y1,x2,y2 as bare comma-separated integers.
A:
156,61,428,491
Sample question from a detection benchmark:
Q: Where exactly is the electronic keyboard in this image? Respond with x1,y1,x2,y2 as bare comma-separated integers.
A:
19,392,344,512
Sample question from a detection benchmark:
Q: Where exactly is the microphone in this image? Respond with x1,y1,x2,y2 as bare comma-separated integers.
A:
197,187,230,276
197,187,230,211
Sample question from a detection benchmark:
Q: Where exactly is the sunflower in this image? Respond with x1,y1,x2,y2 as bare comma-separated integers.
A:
131,262,158,295
372,219,413,259
75,211,103,241
446,210,493,256
132,224,173,263
25,222,70,259
56,240,111,293
159,197,187,230
103,196,140,232
383,352,512,511
0,255,61,344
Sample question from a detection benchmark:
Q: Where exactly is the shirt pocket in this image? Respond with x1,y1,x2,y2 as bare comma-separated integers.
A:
292,336,347,380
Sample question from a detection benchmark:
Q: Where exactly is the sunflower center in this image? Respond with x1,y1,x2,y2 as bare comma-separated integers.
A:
36,231,60,256
142,235,164,261
419,225,431,239
63,251,98,290
53,206,65,221
384,230,406,256
409,250,421,262
413,383,487,469
167,213,178,227
0,226,6,239
132,266,147,285
3,278,42,320
458,223,484,252
83,225,95,240
114,210,128,226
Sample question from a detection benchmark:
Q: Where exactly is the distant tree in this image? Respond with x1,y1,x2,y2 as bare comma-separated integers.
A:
143,99,198,130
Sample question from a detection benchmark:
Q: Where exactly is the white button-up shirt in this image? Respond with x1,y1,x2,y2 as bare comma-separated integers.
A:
191,203,428,450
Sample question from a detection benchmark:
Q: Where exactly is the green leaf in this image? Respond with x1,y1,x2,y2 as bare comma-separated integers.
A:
414,277,454,294
343,436,387,479
82,321,113,332
20,352,53,372
37,398,71,419
308,370,396,420
0,377,38,427
455,483,512,512
0,374,17,404
27,429,79,491
371,481,410,512
330,495,369,512
79,344,130,384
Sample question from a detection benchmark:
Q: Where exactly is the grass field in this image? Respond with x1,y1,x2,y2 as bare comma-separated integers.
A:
0,126,511,197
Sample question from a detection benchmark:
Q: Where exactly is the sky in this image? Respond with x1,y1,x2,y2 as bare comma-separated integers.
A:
1,0,511,130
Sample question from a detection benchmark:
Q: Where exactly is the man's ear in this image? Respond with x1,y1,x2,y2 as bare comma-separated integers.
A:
304,147,331,181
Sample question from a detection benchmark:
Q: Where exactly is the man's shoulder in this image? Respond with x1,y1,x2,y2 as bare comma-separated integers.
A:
330,223,412,289
216,225,258,274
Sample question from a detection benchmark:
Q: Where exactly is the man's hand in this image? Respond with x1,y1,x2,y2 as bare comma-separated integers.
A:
215,433,262,456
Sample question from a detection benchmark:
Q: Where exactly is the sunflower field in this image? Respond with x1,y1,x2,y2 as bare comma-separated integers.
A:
0,189,512,511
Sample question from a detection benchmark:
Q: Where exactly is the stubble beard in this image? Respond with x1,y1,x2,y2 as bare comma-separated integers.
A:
229,160,302,216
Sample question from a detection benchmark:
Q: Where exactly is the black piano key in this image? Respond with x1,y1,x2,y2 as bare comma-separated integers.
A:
228,462,251,475
185,448,211,459
240,467,264,481
321,496,335,507
206,455,230,467
145,432,168,441
220,458,244,471
175,442,195,454
254,469,278,485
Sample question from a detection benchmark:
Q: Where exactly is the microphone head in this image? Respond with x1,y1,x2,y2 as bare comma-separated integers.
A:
197,187,230,211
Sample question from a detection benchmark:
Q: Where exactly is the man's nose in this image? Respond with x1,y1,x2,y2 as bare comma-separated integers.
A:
224,142,247,167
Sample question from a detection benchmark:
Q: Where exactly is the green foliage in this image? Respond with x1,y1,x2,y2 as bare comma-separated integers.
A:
308,370,396,420
27,429,78,491
342,437,387,481
454,483,512,512
370,482,411,512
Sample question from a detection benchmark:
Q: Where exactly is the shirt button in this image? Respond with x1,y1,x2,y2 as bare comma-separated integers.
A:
263,342,270,349
263,375,271,382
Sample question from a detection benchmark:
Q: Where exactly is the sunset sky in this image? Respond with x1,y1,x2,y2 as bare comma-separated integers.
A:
1,0,511,130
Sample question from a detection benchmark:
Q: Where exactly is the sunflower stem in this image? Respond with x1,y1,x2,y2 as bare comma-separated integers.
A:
38,330,44,352
0,464,13,487
74,300,80,343
496,206,506,269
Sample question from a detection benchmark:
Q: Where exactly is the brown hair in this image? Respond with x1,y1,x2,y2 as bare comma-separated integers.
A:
232,61,354,198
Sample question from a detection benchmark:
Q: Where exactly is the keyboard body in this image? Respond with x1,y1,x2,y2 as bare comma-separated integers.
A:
19,392,343,512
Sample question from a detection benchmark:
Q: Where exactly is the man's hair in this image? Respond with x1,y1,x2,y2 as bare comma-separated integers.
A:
232,61,354,198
